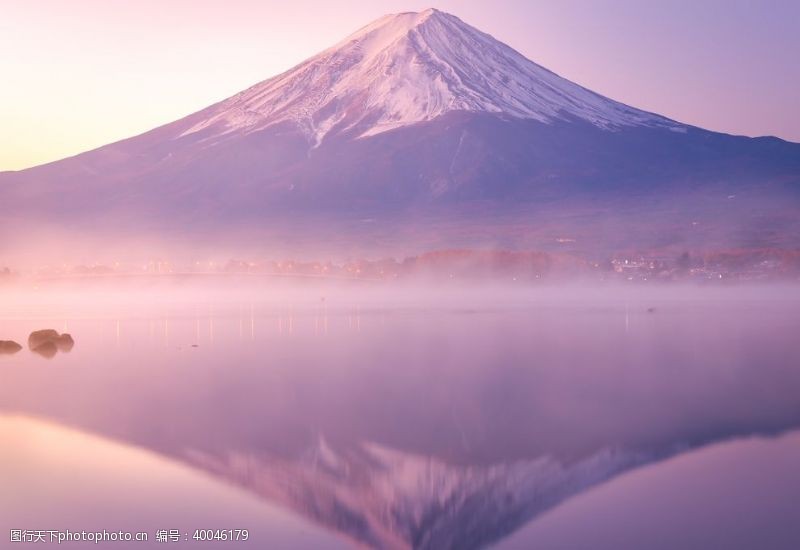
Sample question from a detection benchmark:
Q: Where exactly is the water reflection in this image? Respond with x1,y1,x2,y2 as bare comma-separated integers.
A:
1,289,800,548
500,430,800,550
0,415,348,549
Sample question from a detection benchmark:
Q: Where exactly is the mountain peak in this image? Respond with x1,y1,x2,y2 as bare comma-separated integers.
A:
327,8,449,65
180,9,681,146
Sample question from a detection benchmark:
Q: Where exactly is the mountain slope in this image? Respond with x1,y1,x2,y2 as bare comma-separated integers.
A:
187,439,657,550
179,8,680,146
1,9,798,259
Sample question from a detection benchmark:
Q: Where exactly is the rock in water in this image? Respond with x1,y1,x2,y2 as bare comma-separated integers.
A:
0,340,22,354
32,341,58,359
28,329,60,349
55,333,74,351
28,330,75,355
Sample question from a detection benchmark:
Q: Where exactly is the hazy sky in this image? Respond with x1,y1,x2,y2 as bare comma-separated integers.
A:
1,0,798,170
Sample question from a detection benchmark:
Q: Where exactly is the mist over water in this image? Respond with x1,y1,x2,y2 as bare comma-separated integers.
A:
2,3,799,548
1,280,799,548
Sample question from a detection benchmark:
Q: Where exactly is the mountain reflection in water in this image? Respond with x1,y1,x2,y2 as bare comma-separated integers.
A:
1,285,799,549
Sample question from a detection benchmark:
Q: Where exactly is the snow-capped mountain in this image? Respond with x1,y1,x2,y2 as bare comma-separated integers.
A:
186,437,658,549
0,9,798,257
181,9,680,147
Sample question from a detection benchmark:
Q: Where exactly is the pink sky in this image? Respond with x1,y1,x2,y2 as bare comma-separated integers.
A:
1,0,798,170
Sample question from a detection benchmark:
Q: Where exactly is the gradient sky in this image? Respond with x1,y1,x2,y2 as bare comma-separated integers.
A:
1,0,799,171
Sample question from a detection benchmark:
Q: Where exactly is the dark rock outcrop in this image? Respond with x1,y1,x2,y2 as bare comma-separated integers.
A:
32,341,58,358
28,329,75,356
55,333,75,351
28,329,60,349
0,340,22,354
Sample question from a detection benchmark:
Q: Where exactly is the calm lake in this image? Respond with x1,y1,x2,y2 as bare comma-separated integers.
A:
2,282,800,549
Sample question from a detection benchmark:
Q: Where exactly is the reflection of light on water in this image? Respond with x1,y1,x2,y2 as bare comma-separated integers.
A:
347,307,362,332
63,303,486,347
277,306,295,336
4,293,800,548
208,305,214,344
0,415,339,547
92,304,383,344
625,302,630,333
313,301,329,337
250,304,254,341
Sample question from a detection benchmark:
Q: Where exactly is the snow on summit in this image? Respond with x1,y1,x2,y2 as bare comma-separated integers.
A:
182,9,680,145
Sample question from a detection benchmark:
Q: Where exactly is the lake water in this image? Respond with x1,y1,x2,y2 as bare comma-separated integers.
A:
1,282,800,549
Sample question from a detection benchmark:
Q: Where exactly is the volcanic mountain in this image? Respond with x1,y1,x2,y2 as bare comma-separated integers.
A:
2,8,799,258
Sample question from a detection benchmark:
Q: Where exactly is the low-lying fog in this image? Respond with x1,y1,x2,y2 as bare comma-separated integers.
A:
2,277,798,313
